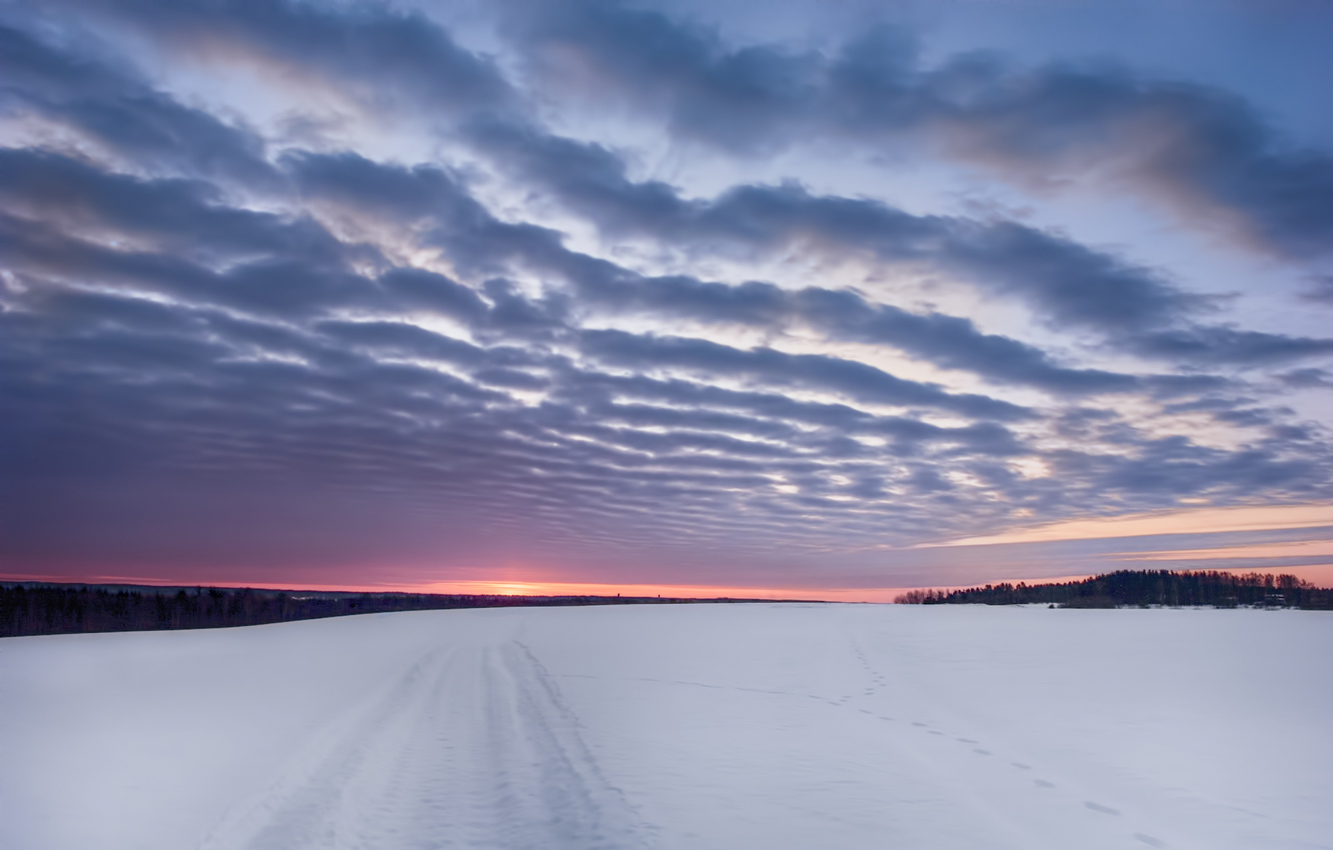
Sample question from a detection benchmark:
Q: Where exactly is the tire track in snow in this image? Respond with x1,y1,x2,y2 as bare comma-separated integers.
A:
200,638,646,850
479,642,648,850
199,647,456,850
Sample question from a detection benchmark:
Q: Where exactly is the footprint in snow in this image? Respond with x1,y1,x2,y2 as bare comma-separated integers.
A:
973,748,991,756
1085,802,1120,815
1011,762,1030,770
1034,779,1055,788
1134,833,1165,847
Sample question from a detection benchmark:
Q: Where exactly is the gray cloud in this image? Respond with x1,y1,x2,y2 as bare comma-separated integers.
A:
0,20,279,186
471,119,1332,370
2,1,1331,588
294,141,1223,391
579,328,1034,421
0,148,337,264
470,118,1185,329
1278,368,1333,390
498,1,1333,263
65,0,516,120
1,140,1322,575
1132,326,1333,366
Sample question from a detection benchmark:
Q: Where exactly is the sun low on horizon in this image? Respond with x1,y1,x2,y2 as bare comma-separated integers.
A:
3,0,1333,598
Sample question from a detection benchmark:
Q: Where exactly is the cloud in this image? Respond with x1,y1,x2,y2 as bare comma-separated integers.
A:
579,328,1034,421
1,136,1324,577
495,0,821,154
377,267,489,325
284,149,569,277
1278,368,1333,389
471,120,1333,371
791,288,1140,394
470,119,1188,328
500,1,1333,262
0,20,279,186
287,144,1151,391
0,148,337,263
1131,326,1333,366
2,0,1331,589
63,0,516,120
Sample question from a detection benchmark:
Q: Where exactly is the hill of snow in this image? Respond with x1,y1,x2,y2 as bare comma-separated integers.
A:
1,603,1329,850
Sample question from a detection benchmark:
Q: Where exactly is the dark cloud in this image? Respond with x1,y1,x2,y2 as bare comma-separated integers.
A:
471,119,1188,333
0,207,381,319
322,133,1226,390
941,219,1196,332
576,374,1029,457
0,148,339,264
283,150,479,223
1131,326,1333,366
285,149,569,276
2,0,1331,588
0,20,279,186
580,328,1035,421
377,268,489,326
470,121,1332,371
2,140,1321,573
1278,368,1333,389
496,0,819,154
1096,437,1320,496
790,287,1138,394
500,1,1333,262
65,0,515,119
936,63,1333,263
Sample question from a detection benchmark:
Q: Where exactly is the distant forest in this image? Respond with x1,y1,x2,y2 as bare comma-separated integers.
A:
0,584,764,639
895,569,1333,609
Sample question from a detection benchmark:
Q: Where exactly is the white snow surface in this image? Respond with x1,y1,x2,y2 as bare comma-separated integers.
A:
1,603,1330,850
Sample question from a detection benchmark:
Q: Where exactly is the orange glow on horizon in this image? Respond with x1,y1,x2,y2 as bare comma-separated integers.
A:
413,579,858,601
0,571,904,602
4,563,1330,605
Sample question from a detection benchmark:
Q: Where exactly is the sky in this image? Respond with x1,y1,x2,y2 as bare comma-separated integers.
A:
3,0,1333,599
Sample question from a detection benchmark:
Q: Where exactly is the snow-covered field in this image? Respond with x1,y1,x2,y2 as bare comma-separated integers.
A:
1,604,1329,850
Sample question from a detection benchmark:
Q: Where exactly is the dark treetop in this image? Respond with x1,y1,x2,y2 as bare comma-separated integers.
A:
895,570,1333,609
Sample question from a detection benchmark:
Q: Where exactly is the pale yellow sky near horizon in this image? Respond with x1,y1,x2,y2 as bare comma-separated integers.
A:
921,504,1333,549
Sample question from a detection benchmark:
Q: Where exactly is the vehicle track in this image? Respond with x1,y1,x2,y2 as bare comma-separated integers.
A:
200,637,645,850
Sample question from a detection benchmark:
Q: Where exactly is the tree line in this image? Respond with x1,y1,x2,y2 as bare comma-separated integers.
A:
894,569,1333,609
0,584,761,638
